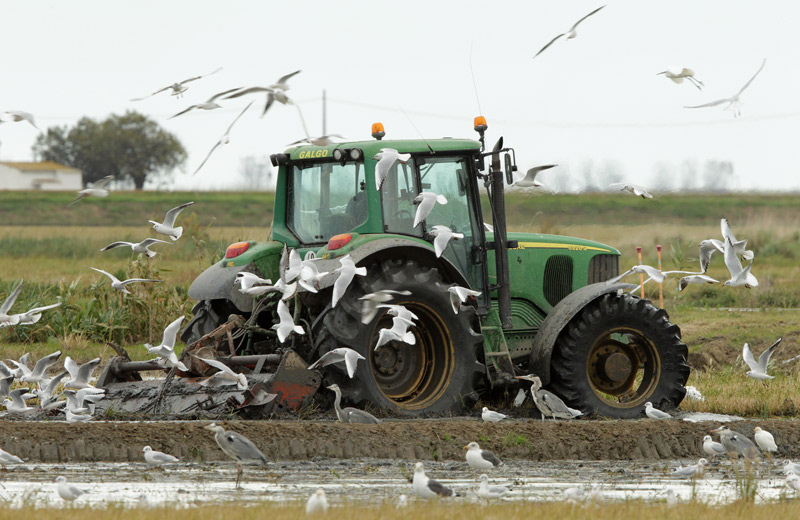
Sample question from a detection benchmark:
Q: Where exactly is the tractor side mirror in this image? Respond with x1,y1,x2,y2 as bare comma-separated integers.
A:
504,153,517,185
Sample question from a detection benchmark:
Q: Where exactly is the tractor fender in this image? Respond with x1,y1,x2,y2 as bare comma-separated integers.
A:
529,282,637,386
187,261,254,312
311,237,470,289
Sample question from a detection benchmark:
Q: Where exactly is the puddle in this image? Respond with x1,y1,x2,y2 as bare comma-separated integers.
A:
0,458,793,508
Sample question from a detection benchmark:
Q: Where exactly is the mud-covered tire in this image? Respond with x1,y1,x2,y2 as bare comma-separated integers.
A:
319,259,485,415
548,293,689,419
180,299,239,346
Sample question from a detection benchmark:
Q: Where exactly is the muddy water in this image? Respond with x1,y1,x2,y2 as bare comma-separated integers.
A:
0,459,792,509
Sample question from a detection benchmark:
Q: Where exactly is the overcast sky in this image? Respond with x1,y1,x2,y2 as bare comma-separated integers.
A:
2,1,799,192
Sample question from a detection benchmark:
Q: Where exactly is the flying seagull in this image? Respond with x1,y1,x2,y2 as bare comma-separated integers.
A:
514,164,557,188
144,316,188,372
447,285,481,314
100,238,171,258
196,356,248,391
149,201,195,240
307,347,365,379
374,148,411,190
413,191,448,228
742,338,781,380
0,110,39,129
223,70,301,117
720,218,754,261
464,441,503,470
11,350,61,384
87,266,161,294
429,225,464,258
288,134,346,147
64,356,102,389
131,67,223,100
331,255,366,308
0,279,24,327
375,316,416,350
657,67,704,90
684,59,766,117
68,175,114,206
272,299,305,343
169,88,242,119
533,5,606,59
679,274,719,292
327,383,381,424
609,182,653,199
722,236,758,288
412,462,458,498
193,101,253,176
698,239,725,273
358,290,411,324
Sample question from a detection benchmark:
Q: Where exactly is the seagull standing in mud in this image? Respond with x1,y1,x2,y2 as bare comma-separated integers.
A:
412,462,459,498
149,201,195,241
306,489,329,514
142,446,180,466
0,448,24,467
644,401,672,419
465,442,503,470
374,148,411,190
533,5,606,59
481,407,509,423
55,476,89,502
742,338,781,380
673,458,707,478
476,474,511,499
307,347,365,379
685,59,766,117
703,435,726,459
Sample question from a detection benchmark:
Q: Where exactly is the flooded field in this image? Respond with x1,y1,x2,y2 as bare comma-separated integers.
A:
0,458,794,509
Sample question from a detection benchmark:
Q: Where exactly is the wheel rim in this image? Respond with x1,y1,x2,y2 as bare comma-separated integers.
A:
369,302,454,410
585,326,661,408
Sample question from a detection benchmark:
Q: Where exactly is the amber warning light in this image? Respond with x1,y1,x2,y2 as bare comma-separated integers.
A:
371,122,385,140
473,116,488,132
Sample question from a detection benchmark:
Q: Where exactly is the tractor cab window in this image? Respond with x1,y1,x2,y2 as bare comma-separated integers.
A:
288,161,367,244
380,157,420,236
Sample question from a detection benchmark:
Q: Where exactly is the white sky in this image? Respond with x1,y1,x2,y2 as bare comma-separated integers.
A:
2,0,799,192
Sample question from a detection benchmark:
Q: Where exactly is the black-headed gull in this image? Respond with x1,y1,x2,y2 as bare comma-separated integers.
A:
657,67,703,90
196,356,248,391
481,406,509,423
698,239,724,273
36,371,68,411
702,435,726,458
376,304,419,323
672,458,707,478
685,59,766,117
307,347,365,379
284,248,302,282
63,387,105,414
4,301,62,327
67,175,113,206
130,67,222,101
223,70,301,117
0,280,24,327
64,356,102,389
272,299,305,343
100,238,171,258
289,134,345,147
447,285,481,314
331,255,366,308
375,316,416,350
722,236,757,288
11,350,61,384
169,88,242,119
87,266,161,294
514,164,557,188
465,441,502,470
145,317,188,371
609,182,653,199
55,476,89,501
149,201,195,241
3,388,35,413
234,272,273,293
0,110,39,129
720,218,754,261
204,422,268,487
429,225,464,258
193,101,253,176
476,474,511,499
373,148,411,190
412,462,458,498
742,338,780,380
305,488,329,514
784,459,800,474
679,274,719,292
644,401,671,419
297,258,329,294
533,5,606,59
413,191,448,228
142,445,180,465
358,290,411,324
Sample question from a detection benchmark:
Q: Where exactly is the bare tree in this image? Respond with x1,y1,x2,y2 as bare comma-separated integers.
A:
238,156,274,190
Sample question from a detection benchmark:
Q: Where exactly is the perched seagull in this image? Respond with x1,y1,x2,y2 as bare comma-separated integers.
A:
722,237,758,288
673,458,707,478
476,474,511,500
413,191,448,228
169,88,242,119
685,58,766,117
272,299,305,344
305,488,329,514
702,435,727,459
373,148,412,190
516,374,582,420
0,448,24,467
412,462,458,498
358,290,411,324
196,356,248,391
0,110,39,129
0,280,24,327
223,70,301,117
533,5,606,58
308,347,366,379
64,356,102,389
130,67,222,100
514,164,557,188
11,350,61,384
331,255,366,308
608,182,653,199
87,266,161,295
100,238,171,258
720,218,754,261
193,101,253,176
685,385,705,401
481,407,509,423
375,316,416,350
787,473,800,494
679,274,719,292
754,427,778,461
698,239,725,273
657,67,704,90
327,384,381,424
644,401,672,419
784,460,800,475
465,442,503,470
205,422,268,487
67,175,114,206
3,388,35,413
55,476,89,501
149,201,195,241
447,285,481,314
234,272,273,293
742,338,780,380
429,225,464,258
142,446,180,466
144,316,188,372
711,425,762,460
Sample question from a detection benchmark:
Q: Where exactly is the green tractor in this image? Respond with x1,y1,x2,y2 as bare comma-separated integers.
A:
178,119,690,419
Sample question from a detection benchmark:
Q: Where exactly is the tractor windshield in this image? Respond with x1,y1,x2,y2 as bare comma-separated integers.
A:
287,161,367,243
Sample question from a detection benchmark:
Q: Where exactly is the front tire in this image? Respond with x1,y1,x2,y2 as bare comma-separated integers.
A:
548,293,689,419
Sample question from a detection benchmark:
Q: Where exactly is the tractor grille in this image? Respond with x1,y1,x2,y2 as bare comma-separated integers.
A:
588,254,620,284
543,255,573,306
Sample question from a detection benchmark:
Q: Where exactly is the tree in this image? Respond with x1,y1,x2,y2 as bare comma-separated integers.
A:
238,155,274,190
32,111,186,189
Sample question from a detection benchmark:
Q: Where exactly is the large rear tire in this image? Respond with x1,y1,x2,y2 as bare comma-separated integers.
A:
319,259,484,414
548,293,689,419
180,299,239,346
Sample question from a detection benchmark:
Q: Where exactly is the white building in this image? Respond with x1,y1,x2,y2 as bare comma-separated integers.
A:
0,161,83,191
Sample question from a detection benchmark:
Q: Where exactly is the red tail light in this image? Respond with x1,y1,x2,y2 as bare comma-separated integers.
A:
225,242,251,258
327,234,352,250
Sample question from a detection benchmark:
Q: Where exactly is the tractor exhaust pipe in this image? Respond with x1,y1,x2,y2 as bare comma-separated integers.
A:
490,137,513,329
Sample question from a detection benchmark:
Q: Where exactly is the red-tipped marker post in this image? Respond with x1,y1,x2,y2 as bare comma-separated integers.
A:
656,244,663,308
636,246,644,299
